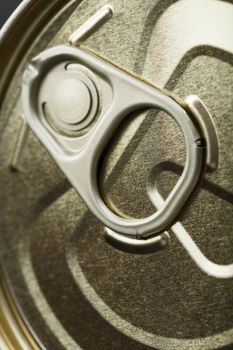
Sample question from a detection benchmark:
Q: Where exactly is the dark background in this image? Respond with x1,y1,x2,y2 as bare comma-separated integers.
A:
0,0,22,28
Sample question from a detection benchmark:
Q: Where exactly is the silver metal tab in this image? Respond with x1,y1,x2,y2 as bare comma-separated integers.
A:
22,45,204,239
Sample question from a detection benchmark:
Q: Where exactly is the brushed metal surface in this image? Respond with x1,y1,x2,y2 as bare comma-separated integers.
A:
0,0,233,349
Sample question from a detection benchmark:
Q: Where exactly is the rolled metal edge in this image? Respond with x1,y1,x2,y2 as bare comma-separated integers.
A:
0,276,41,350
0,0,79,348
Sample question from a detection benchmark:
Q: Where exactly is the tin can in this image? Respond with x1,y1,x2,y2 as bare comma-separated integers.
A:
0,1,233,349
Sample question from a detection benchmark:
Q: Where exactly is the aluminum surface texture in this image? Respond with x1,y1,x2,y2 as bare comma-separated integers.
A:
0,0,233,349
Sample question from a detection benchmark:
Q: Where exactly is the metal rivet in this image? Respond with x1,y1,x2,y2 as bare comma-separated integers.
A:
51,78,92,125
